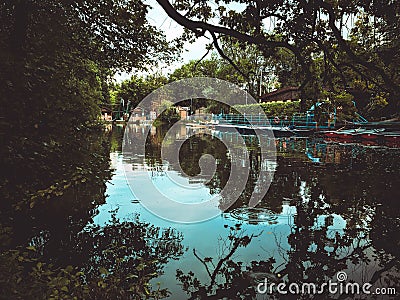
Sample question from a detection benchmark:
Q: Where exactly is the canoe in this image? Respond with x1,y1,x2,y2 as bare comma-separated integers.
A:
358,128,385,140
324,131,340,138
383,131,400,143
334,130,359,139
214,124,294,137
324,128,365,139
359,132,381,140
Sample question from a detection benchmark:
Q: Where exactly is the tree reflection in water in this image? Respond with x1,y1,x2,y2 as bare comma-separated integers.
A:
176,226,267,299
146,127,399,299
72,212,185,299
10,124,395,299
0,126,185,299
177,195,398,299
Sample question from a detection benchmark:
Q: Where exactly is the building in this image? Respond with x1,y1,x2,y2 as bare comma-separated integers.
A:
177,107,190,120
130,107,146,122
260,86,300,103
149,111,157,120
101,107,113,121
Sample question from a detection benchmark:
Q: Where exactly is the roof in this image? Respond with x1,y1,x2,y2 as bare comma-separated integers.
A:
101,107,112,113
260,86,300,100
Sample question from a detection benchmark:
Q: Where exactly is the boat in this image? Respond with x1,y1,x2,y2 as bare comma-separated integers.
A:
258,126,294,137
214,123,249,133
358,128,385,140
323,128,362,139
323,128,386,141
360,139,379,147
359,132,380,140
332,129,359,140
214,123,294,137
383,131,400,143
324,131,341,138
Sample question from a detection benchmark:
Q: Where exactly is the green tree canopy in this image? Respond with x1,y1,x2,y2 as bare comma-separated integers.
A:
155,0,400,117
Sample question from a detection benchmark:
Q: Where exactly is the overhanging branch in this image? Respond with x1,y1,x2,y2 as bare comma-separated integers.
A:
318,0,400,94
210,32,248,80
156,0,311,89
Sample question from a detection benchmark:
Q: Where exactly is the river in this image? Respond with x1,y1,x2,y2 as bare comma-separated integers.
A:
92,124,399,299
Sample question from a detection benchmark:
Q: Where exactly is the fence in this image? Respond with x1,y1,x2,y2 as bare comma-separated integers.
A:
212,112,336,129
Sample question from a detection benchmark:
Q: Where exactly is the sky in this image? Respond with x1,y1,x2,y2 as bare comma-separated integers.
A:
114,1,211,82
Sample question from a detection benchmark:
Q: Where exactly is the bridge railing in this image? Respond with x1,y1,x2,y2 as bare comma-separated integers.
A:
213,112,336,129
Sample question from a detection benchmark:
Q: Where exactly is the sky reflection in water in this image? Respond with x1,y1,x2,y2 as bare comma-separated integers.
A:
92,125,399,299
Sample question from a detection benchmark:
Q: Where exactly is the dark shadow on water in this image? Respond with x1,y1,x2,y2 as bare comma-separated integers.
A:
0,125,185,299
1,124,399,299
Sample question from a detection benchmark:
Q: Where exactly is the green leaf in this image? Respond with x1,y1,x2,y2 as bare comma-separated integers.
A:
61,286,69,292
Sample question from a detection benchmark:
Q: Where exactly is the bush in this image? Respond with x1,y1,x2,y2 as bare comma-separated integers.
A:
232,101,301,118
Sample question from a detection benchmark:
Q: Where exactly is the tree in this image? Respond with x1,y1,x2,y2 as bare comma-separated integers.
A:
157,100,180,124
113,74,169,111
0,2,178,297
0,0,175,207
0,212,185,299
154,0,400,116
0,0,175,129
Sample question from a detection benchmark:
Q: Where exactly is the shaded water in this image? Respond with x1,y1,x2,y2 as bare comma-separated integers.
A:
96,124,399,299
3,123,398,299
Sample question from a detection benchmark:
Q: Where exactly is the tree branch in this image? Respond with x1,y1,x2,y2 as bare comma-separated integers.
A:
210,32,248,80
193,248,212,278
370,257,399,284
156,0,311,87
314,39,348,88
192,47,211,73
318,0,400,94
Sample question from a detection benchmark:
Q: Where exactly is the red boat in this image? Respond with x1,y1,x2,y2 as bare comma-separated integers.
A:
324,131,340,138
324,129,359,140
324,129,400,145
384,132,400,143
359,132,380,140
358,129,385,140
335,130,358,140
385,140,400,148
360,140,379,146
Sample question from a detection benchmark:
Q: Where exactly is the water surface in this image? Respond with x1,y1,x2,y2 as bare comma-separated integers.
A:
93,124,400,299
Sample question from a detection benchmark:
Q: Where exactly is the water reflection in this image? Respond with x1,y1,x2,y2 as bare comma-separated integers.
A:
0,126,187,299
114,124,399,298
